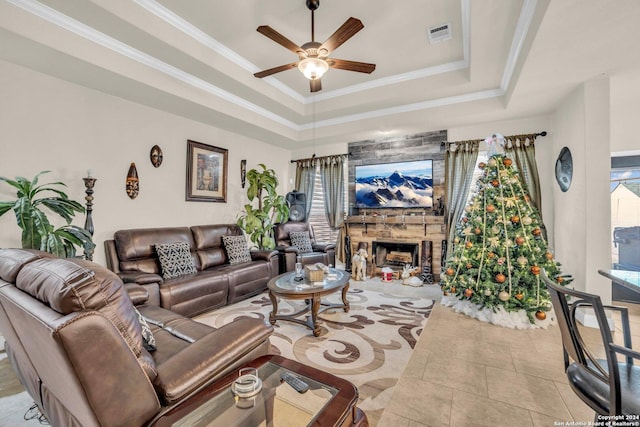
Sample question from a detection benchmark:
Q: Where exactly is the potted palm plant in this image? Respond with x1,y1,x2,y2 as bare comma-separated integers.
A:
0,171,95,257
236,164,289,249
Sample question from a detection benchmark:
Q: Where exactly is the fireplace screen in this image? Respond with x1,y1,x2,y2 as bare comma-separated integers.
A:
372,241,419,269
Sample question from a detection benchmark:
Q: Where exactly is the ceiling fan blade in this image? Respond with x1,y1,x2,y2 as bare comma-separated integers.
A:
310,79,322,92
318,17,364,55
254,62,298,78
256,26,305,56
328,58,376,74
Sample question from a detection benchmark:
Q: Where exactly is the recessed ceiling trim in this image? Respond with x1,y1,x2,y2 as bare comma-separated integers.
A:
133,0,472,105
6,0,300,129
304,88,505,130
309,59,469,102
133,0,306,103
6,0,533,135
501,0,537,91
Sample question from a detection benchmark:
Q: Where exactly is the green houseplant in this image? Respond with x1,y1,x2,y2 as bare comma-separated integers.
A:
236,164,289,250
0,171,95,257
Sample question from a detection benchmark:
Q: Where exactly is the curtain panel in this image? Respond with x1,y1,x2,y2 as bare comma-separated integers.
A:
503,134,542,219
294,159,316,220
444,140,480,249
318,155,346,229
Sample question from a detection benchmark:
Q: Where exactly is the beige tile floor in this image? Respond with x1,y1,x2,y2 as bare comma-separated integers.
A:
378,300,640,427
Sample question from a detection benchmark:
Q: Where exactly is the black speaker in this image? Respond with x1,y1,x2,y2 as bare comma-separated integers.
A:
286,191,307,222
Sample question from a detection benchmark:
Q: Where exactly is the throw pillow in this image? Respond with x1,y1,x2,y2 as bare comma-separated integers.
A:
222,235,252,264
133,307,156,351
155,242,197,280
289,231,313,253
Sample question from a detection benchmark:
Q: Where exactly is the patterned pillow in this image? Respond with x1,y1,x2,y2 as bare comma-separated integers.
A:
222,235,252,264
133,306,156,351
289,231,313,253
155,242,197,280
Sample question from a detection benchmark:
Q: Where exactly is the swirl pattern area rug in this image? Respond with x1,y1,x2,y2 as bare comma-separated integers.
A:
0,281,435,426
195,280,435,424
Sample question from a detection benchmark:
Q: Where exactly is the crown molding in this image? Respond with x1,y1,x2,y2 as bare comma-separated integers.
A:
5,0,534,134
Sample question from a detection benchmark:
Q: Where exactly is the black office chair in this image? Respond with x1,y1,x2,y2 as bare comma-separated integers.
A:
541,270,640,417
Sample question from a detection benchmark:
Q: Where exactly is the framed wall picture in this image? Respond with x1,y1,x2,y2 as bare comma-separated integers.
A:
186,140,228,202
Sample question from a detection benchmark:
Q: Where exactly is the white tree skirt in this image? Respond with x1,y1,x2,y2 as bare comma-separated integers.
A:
440,295,556,329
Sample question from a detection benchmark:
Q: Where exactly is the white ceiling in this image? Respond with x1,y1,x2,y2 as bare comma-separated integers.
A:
1,0,639,150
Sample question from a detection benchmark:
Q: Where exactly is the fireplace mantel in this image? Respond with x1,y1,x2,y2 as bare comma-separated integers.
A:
345,214,446,279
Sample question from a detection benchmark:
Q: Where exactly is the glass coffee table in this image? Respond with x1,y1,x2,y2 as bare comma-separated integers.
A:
151,355,366,427
267,269,350,337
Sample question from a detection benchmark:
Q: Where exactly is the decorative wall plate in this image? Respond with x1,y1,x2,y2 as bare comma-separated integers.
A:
555,147,573,192
150,145,163,167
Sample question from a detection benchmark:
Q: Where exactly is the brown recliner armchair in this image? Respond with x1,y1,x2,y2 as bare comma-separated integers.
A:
0,248,273,427
274,222,336,273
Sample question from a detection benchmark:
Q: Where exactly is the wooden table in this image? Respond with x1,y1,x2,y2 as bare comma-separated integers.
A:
150,354,367,427
598,269,640,303
268,269,350,337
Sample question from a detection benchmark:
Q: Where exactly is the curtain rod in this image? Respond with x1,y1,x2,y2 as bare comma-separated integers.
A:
441,131,547,147
290,153,350,163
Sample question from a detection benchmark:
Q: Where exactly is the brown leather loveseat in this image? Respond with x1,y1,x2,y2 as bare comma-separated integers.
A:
0,248,273,427
104,224,279,317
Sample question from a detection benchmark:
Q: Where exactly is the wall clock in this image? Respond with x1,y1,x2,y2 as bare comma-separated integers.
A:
555,147,573,192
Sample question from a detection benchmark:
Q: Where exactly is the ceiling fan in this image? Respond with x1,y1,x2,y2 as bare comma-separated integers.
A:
253,0,376,92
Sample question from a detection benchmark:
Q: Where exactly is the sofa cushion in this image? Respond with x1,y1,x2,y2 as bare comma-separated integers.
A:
156,242,197,279
290,231,313,253
191,224,243,270
222,235,251,264
134,306,157,351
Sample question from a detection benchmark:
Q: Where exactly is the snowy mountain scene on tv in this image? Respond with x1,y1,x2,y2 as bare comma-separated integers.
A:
355,160,433,208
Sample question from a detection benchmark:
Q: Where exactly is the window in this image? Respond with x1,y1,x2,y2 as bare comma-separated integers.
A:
610,155,640,271
308,163,347,244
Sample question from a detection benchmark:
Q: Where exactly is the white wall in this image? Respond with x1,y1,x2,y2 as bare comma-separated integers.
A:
0,60,291,266
611,65,640,153
553,77,611,301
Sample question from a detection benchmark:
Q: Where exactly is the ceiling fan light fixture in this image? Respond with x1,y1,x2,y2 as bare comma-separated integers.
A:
298,57,329,80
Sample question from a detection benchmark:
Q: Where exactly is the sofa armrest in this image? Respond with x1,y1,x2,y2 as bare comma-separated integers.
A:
118,271,163,285
124,283,150,305
312,242,336,252
250,249,279,262
154,318,273,404
277,246,301,256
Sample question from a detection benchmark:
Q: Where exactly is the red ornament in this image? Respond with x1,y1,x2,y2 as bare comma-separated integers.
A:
446,268,455,276
531,265,541,275
515,236,525,245
532,228,542,236
557,276,564,284
462,217,469,223
503,158,513,167
478,162,486,169
511,215,520,224
491,180,500,187
464,288,473,298
486,204,496,213
495,273,506,283
488,252,496,259
546,252,553,260
474,228,482,235
465,241,473,249
535,311,547,321
515,292,524,301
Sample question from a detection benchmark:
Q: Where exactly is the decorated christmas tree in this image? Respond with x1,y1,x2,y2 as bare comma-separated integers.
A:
440,146,571,328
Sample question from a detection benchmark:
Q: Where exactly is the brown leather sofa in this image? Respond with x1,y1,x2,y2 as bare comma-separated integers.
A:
0,248,273,427
274,222,336,272
104,224,279,317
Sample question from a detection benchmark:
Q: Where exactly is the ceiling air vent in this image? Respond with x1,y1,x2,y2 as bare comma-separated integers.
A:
427,23,452,44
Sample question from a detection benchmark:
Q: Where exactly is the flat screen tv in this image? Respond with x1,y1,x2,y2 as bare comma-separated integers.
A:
355,159,433,209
